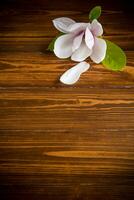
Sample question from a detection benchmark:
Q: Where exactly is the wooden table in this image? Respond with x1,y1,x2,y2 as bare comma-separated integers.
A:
0,0,134,199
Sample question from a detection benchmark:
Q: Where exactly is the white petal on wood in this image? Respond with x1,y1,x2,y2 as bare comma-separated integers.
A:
60,62,90,85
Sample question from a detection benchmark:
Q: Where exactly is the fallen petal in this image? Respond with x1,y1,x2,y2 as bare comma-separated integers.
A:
90,37,107,63
54,34,74,58
60,62,90,85
53,17,76,33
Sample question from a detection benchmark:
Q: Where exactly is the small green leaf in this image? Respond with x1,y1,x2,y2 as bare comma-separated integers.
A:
47,37,57,52
89,6,101,21
47,33,64,52
102,40,126,71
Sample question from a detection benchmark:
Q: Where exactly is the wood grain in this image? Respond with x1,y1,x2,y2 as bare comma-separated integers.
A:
0,0,134,199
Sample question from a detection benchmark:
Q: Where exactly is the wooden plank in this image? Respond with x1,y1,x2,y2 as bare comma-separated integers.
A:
0,0,134,200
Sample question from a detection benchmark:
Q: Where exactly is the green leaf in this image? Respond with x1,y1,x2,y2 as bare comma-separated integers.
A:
102,40,126,71
47,37,57,52
89,6,101,21
47,33,64,52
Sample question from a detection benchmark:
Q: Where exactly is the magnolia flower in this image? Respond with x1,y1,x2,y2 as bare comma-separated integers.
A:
52,17,107,84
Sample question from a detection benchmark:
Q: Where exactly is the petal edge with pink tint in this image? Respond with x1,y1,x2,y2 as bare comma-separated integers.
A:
71,40,92,62
68,23,89,33
85,27,94,49
90,19,103,36
53,17,76,33
90,37,107,63
72,32,84,52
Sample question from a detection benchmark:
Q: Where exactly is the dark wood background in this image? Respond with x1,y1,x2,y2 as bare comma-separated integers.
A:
0,0,134,199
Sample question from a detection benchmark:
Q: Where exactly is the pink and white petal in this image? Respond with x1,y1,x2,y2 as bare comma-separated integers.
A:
91,19,103,36
72,32,84,52
90,38,107,63
60,62,90,85
53,17,76,33
71,40,92,62
54,34,74,58
85,27,94,49
68,22,89,33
